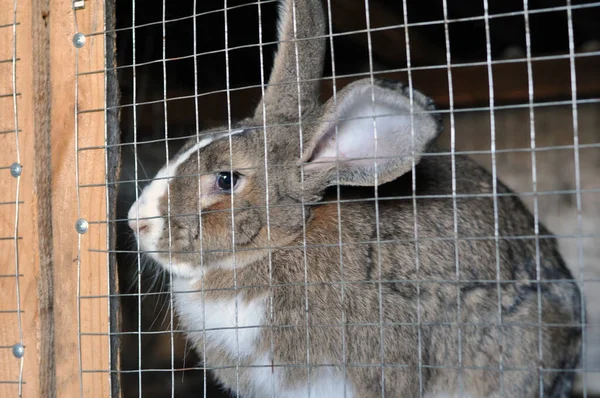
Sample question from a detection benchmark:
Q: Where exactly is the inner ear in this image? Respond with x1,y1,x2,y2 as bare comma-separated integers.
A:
301,79,442,187
306,98,412,169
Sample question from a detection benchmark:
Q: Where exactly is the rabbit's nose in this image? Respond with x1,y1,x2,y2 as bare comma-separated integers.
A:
129,218,149,233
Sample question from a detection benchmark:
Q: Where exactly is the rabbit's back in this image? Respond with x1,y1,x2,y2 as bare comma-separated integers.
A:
260,153,582,397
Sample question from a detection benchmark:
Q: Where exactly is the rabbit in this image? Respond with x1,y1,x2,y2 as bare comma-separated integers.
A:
127,0,583,396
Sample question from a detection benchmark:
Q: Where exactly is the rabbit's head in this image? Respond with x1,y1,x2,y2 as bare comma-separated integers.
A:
127,0,442,278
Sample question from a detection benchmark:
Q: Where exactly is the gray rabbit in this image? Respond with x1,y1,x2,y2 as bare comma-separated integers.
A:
127,0,583,396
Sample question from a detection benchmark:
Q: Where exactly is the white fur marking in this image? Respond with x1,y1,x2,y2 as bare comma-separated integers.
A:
172,277,266,359
128,129,246,265
128,137,213,258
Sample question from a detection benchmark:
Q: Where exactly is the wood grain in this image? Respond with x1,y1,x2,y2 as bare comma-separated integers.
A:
1,0,111,396
49,0,111,396
0,0,42,395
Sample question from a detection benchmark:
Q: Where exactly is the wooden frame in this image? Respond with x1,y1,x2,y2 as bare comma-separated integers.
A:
0,0,41,395
0,0,117,396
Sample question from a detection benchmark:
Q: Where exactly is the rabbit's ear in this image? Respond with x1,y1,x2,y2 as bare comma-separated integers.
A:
301,78,442,188
254,0,326,121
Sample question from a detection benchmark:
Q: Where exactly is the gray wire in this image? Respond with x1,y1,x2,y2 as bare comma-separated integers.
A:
566,1,588,397
323,0,349,395
361,0,388,395
254,0,276,396
159,0,176,394
398,0,424,396
521,1,545,396
440,0,463,395
481,0,505,395
82,2,600,46
10,0,24,393
288,0,315,394
221,1,242,396
78,362,598,374
190,1,209,398
80,90,600,124
128,0,144,393
92,0,600,396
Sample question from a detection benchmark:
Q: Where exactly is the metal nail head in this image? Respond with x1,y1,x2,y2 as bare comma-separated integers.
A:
73,33,86,48
12,343,24,359
75,218,89,234
10,162,22,178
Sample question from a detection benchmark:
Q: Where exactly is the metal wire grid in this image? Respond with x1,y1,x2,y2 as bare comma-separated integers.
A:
0,0,24,393
72,0,599,397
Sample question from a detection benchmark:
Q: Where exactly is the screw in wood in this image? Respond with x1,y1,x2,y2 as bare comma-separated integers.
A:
75,218,89,234
12,343,24,359
72,33,86,48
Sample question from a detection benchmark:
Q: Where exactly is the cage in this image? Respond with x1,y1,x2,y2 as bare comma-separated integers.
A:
0,0,599,396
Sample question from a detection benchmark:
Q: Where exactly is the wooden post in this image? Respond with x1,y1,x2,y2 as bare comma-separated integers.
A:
49,0,112,396
0,0,114,396
0,0,41,395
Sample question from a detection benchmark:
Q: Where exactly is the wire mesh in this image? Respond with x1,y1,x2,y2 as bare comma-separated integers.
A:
72,0,600,396
0,0,24,394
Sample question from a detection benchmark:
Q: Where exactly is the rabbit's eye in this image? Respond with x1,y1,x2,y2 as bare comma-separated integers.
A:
216,172,240,192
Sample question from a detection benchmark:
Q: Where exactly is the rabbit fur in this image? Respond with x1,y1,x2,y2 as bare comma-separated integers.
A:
127,0,583,396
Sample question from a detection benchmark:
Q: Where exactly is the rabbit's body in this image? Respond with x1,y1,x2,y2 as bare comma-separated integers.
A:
169,153,581,397
128,0,583,396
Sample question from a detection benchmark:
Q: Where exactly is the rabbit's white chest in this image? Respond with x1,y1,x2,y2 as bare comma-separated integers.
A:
172,277,267,358
172,277,355,397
